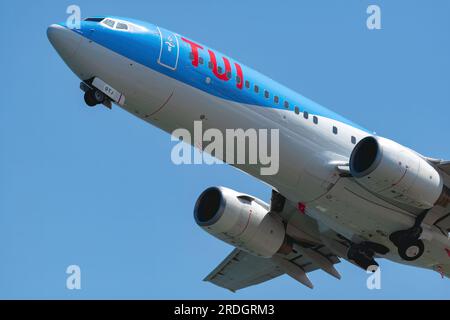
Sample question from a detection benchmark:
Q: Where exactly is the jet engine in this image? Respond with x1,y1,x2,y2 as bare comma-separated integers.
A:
194,186,292,257
349,136,444,209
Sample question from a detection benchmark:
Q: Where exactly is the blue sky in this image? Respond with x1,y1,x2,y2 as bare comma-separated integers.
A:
1,0,449,299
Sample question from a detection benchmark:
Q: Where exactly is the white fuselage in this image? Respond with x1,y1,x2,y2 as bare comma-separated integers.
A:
51,23,449,274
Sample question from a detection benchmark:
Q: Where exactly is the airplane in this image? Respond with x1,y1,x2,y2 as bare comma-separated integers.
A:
47,16,450,291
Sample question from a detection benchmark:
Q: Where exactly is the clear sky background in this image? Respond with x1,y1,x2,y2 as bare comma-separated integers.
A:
1,0,449,299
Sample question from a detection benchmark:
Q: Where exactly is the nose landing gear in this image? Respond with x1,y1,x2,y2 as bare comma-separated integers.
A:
84,89,105,107
80,78,117,109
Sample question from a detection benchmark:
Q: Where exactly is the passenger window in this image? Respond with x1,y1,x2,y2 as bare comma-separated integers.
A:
218,66,223,73
236,76,241,84
208,61,213,69
264,90,270,99
313,116,318,124
333,126,338,134
294,106,300,114
254,85,259,93
351,136,356,144
198,57,204,65
303,111,309,119
245,80,250,89
284,101,289,109
274,96,279,104
226,72,232,79
189,52,194,60
116,22,128,30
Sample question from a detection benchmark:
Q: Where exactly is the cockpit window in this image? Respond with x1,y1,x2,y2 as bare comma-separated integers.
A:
103,19,116,28
116,22,128,30
99,17,148,32
84,17,104,22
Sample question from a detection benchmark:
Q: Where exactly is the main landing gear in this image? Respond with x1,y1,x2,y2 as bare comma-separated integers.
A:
84,89,105,107
347,241,389,271
389,210,428,261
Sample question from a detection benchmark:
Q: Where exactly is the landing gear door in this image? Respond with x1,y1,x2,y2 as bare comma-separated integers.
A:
157,27,179,70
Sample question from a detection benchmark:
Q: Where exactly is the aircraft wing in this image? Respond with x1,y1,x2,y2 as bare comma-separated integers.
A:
205,244,341,291
437,161,450,176
425,157,450,178
204,193,342,291
204,249,284,292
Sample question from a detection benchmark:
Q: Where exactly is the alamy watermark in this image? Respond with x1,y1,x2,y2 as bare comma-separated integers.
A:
66,264,81,290
367,5,382,30
66,5,81,30
171,121,280,176
366,265,381,290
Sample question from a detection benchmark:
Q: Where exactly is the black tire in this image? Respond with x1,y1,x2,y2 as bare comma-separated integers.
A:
84,91,97,107
93,90,105,103
398,239,424,261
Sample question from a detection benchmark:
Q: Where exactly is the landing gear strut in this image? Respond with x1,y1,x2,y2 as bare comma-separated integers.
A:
347,241,389,271
84,89,105,107
389,210,428,261
347,243,378,271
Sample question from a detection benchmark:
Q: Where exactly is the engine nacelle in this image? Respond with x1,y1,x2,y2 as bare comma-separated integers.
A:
349,136,444,209
194,186,290,257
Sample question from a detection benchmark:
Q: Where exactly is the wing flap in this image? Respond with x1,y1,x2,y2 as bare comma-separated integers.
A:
204,249,283,292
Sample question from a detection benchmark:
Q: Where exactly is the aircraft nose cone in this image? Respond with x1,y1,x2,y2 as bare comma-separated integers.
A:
47,24,82,60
